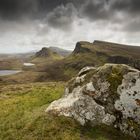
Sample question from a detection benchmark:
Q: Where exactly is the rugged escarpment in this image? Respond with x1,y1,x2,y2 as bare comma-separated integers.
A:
68,41,140,70
108,56,140,70
46,64,140,139
72,42,92,54
35,47,59,58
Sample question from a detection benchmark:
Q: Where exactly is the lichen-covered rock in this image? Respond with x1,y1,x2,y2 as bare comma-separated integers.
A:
46,64,140,139
78,66,96,76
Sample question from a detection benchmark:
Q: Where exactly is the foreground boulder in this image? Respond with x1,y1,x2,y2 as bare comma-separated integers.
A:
46,64,140,139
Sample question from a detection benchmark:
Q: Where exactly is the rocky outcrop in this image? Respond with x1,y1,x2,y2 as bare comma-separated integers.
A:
46,64,140,139
108,56,140,70
67,41,140,72
35,47,58,57
73,42,92,54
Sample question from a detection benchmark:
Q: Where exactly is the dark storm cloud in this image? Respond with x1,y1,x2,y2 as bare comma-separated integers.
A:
0,0,82,20
0,0,140,33
0,0,39,20
46,3,77,30
80,0,111,20
0,0,140,20
109,0,140,32
0,0,140,53
77,0,140,32
80,0,140,20
110,0,140,14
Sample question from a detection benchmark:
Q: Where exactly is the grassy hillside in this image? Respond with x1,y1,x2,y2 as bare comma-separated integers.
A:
0,71,47,84
0,82,134,140
0,58,22,70
29,48,63,71
24,40,140,82
49,46,72,57
42,40,140,81
62,40,140,74
93,40,140,58
75,40,140,59
1,40,140,84
0,48,65,84
0,52,36,70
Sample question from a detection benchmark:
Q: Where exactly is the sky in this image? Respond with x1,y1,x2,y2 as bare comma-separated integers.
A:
0,0,140,53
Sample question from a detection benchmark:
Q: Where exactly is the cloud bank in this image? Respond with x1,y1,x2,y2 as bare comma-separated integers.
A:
0,0,140,53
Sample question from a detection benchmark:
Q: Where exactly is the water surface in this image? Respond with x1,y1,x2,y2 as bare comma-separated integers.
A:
0,70,21,76
23,63,35,66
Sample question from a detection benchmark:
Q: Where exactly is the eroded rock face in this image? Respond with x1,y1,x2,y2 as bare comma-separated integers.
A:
35,47,58,57
46,64,140,139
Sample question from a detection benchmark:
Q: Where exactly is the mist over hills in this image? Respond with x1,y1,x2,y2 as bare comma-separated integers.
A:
1,40,140,83
49,47,72,57
0,46,71,59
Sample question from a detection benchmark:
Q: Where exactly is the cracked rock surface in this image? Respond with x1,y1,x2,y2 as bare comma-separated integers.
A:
46,64,140,139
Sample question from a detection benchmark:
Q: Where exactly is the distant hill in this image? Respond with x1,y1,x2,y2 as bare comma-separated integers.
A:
0,51,37,70
1,40,140,83
28,47,63,72
35,47,60,58
49,47,71,57
42,40,140,81
34,47,63,61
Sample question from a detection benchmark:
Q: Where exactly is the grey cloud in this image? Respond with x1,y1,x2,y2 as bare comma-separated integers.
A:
0,0,39,20
46,3,77,30
0,0,140,54
0,0,79,21
80,0,111,20
123,19,140,33
0,0,140,22
109,0,140,32
78,0,140,32
110,0,140,14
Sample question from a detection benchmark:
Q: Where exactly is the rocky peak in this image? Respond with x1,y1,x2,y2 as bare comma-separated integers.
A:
46,64,140,139
35,47,58,57
72,41,92,54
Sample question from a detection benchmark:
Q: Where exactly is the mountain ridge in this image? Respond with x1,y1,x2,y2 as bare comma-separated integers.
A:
1,40,140,83
73,40,140,59
49,46,71,57
35,47,58,58
70,40,140,70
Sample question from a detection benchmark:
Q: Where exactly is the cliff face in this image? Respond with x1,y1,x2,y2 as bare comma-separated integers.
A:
35,47,58,57
69,41,140,70
73,42,92,54
46,64,140,139
108,56,140,70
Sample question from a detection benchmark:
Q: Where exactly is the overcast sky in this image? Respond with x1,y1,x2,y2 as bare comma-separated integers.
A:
0,0,140,53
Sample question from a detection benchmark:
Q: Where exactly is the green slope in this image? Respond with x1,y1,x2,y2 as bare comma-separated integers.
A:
62,40,140,75
1,41,140,83
31,40,140,82
0,82,134,140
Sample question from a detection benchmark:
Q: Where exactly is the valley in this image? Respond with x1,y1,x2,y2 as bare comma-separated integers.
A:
0,40,140,140
1,40,140,84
